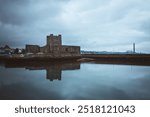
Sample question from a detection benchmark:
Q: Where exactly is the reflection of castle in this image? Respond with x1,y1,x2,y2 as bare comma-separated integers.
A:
4,62,80,81
26,34,80,57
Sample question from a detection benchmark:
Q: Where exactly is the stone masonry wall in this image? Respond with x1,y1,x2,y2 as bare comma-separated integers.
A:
26,45,40,53
25,34,80,57
61,46,80,54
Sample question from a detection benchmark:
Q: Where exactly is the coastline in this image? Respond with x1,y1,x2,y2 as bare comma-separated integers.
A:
0,54,150,66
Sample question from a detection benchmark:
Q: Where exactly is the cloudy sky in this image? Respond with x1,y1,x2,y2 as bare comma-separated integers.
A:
0,0,150,53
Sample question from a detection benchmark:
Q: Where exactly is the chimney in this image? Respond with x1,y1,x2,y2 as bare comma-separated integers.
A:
133,43,135,53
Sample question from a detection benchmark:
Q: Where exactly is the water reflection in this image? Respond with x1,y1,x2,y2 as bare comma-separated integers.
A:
0,61,150,100
4,61,80,81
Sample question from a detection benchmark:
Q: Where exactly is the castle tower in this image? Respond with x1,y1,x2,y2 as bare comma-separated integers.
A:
47,34,62,47
46,34,62,55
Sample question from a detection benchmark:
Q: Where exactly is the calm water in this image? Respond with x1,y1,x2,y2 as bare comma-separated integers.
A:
0,61,150,100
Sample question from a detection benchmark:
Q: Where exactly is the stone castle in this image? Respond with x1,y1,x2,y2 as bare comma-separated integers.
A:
25,34,80,57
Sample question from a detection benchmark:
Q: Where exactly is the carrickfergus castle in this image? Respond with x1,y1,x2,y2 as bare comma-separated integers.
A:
25,34,80,58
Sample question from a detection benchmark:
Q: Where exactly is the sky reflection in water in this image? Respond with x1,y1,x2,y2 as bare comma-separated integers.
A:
0,62,150,100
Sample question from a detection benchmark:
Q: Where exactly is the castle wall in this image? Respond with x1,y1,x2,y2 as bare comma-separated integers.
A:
25,34,80,57
40,46,50,53
61,46,80,55
26,45,40,53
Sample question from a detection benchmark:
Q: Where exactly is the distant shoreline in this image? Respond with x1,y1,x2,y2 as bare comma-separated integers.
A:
0,54,150,66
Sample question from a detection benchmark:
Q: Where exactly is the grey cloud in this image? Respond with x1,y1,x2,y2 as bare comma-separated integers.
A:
0,0,30,25
0,0,70,47
0,0,150,53
0,0,67,26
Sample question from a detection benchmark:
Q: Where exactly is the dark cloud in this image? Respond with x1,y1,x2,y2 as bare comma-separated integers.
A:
0,0,66,26
0,0,70,47
0,0,150,52
0,0,30,25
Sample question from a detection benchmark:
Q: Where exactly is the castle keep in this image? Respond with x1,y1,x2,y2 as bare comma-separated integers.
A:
26,34,80,57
